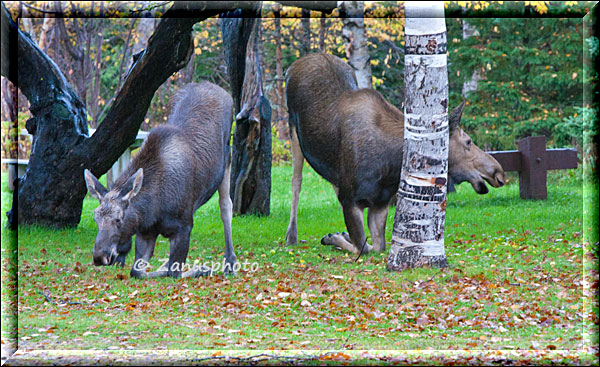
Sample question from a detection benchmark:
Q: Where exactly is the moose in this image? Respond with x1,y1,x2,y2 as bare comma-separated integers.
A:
84,82,237,278
285,53,505,254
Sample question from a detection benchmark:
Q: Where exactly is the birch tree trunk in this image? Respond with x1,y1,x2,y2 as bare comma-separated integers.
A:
461,19,481,97
340,1,372,89
387,1,449,271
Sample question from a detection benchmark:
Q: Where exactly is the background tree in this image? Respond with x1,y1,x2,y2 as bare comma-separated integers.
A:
388,1,449,272
340,1,372,89
445,1,592,152
1,1,592,228
460,17,481,97
222,3,272,216
1,2,244,228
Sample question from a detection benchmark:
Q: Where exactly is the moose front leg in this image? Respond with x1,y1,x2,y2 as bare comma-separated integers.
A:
166,225,193,278
321,203,373,255
114,238,132,267
130,233,162,279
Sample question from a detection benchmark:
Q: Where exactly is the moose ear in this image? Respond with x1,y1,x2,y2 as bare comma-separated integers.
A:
449,100,466,132
122,168,144,202
84,169,107,200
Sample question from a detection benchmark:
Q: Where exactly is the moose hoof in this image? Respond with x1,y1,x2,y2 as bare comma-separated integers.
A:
183,265,212,278
341,232,352,243
285,230,298,245
223,265,236,277
130,269,146,279
223,256,237,276
321,233,335,246
114,253,127,267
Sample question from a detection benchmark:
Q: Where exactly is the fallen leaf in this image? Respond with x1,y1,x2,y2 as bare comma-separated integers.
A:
416,314,429,326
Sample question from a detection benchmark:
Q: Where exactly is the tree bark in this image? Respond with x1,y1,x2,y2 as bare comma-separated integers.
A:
1,2,242,228
273,3,288,141
301,8,311,55
461,18,481,97
277,1,337,13
0,76,17,123
222,4,272,216
387,1,449,272
132,16,156,57
319,14,327,52
340,1,372,89
1,77,18,161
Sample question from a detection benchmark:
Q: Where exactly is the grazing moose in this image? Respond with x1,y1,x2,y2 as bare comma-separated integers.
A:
285,53,505,254
84,82,237,278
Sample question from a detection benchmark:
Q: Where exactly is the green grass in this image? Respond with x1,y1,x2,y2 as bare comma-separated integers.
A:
1,164,594,361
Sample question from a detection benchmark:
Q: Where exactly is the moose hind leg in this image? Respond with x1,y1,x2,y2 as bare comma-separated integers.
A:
368,205,389,252
219,162,237,275
286,126,304,245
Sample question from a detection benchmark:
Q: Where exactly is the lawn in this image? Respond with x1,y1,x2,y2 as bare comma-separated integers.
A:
1,164,597,365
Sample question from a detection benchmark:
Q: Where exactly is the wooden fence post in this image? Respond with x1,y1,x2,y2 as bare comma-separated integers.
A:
517,135,548,200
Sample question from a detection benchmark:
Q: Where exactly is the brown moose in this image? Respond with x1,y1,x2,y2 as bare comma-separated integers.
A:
84,82,237,278
285,53,505,254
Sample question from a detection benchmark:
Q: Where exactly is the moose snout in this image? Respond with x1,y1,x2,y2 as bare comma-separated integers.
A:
93,249,116,266
93,252,111,266
491,171,506,188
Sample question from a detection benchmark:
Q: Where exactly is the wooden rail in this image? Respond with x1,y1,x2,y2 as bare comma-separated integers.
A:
487,136,578,200
3,135,578,199
2,129,149,191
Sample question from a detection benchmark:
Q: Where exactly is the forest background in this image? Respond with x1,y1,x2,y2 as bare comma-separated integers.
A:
1,1,596,168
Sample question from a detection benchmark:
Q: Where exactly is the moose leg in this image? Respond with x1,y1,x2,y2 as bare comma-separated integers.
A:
286,127,304,245
343,204,373,255
322,204,373,254
166,224,193,278
115,238,132,267
130,233,162,279
219,163,237,275
367,205,389,252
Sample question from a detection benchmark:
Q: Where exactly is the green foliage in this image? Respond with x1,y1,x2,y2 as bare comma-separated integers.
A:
447,15,585,151
271,126,292,165
6,2,591,160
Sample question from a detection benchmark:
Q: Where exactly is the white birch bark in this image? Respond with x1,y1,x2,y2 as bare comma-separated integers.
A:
461,19,481,97
387,1,449,271
339,1,372,89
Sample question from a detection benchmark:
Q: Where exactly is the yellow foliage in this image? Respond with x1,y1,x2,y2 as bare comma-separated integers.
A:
524,1,549,14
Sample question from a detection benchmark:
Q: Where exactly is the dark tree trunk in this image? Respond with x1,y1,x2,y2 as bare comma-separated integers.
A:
1,2,241,228
1,77,17,125
319,14,327,52
273,3,288,141
221,4,272,216
301,8,311,55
